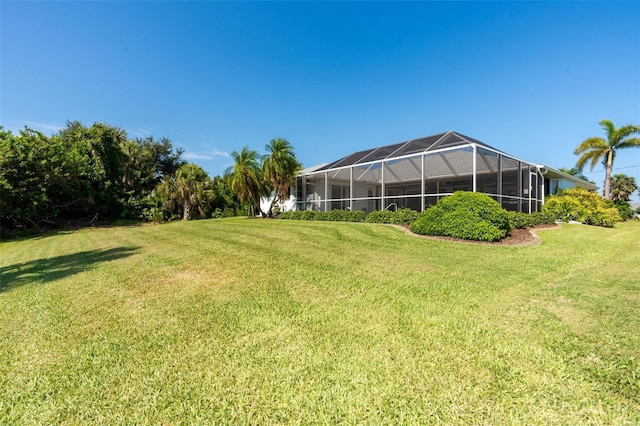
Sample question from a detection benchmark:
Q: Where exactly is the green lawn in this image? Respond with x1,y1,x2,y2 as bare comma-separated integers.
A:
1,219,639,424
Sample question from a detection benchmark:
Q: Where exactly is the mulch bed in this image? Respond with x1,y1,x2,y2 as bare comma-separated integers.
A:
395,223,559,246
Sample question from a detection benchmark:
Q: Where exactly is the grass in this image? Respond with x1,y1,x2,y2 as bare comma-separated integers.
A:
1,218,639,424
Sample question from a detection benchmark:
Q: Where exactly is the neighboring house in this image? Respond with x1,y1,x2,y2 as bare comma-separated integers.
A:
273,131,598,214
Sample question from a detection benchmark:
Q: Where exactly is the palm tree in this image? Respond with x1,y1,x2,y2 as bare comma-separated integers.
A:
157,163,213,220
574,119,640,199
225,146,266,216
558,167,594,184
262,138,301,216
610,174,638,202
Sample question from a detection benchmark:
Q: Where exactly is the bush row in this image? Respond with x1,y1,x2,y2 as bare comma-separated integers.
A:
364,208,419,225
280,189,621,242
279,210,367,222
507,211,556,229
279,208,419,225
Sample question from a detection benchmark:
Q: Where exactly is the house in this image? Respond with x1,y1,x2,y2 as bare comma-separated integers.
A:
287,131,597,214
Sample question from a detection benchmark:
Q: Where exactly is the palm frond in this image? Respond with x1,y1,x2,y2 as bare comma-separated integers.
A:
599,119,616,140
617,137,640,149
615,125,640,141
574,137,607,155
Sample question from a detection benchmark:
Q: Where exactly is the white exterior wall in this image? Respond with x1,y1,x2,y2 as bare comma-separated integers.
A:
260,194,297,214
549,178,586,195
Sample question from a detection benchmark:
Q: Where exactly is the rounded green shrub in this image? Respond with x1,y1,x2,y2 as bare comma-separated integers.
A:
410,191,511,242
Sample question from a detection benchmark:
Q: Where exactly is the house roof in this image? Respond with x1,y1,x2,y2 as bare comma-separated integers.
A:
315,131,505,172
539,166,599,191
303,131,599,191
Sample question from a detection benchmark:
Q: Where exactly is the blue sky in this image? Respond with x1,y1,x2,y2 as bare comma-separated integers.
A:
2,1,639,200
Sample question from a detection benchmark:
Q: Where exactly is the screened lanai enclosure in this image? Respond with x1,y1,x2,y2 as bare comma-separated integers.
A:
295,131,545,214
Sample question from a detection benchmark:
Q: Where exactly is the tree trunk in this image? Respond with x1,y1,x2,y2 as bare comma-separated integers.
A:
183,200,191,221
266,196,279,217
604,151,613,199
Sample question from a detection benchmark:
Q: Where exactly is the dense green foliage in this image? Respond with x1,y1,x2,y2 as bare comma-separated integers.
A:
2,219,639,423
0,122,244,235
507,211,556,229
365,208,419,225
284,204,558,235
156,163,216,221
279,208,417,224
279,209,366,222
362,210,395,223
0,123,132,225
614,201,635,221
543,188,621,227
609,174,638,220
410,192,511,242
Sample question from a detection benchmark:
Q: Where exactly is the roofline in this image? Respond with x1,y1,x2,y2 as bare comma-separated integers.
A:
540,165,599,190
300,141,542,177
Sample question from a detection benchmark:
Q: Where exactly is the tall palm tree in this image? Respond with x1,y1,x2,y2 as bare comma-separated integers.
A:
262,138,301,216
225,146,266,216
574,119,640,199
610,174,638,202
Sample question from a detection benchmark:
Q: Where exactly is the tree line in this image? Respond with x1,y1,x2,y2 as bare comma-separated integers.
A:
0,121,300,235
2,118,638,236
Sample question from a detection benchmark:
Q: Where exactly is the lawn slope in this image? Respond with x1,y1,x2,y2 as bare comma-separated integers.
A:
1,219,639,424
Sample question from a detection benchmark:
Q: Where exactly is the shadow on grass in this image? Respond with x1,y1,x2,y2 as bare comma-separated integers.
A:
0,246,140,293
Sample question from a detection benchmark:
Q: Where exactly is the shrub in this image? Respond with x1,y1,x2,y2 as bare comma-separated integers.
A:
410,191,511,242
349,210,367,222
365,210,395,224
542,188,620,228
281,210,314,220
298,210,316,221
327,209,349,221
279,209,364,222
614,201,634,221
365,208,419,224
542,197,582,223
392,208,420,225
507,211,556,229
507,211,533,229
142,206,165,223
532,211,557,225
313,211,329,221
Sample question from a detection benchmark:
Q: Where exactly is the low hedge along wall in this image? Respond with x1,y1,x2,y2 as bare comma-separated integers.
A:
279,208,418,225
279,192,557,242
